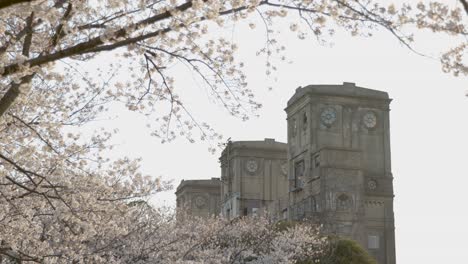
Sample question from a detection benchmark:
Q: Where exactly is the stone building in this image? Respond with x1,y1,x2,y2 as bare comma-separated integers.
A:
174,82,396,264
175,178,221,218
219,139,288,220
285,82,395,264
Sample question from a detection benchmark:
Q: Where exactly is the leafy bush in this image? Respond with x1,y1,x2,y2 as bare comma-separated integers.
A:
319,237,377,264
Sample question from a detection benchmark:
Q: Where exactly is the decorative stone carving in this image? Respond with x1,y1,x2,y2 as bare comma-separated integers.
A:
194,195,207,209
280,162,288,176
245,159,258,174
367,179,378,190
365,200,385,206
362,111,377,129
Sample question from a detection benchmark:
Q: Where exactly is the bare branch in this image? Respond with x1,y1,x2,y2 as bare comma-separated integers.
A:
22,12,34,57
48,2,73,51
1,1,195,77
460,0,468,15
0,74,34,118
0,0,34,10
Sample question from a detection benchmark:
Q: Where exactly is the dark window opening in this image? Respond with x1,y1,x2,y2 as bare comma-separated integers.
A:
294,160,305,188
302,112,308,130
337,194,351,211
314,154,320,168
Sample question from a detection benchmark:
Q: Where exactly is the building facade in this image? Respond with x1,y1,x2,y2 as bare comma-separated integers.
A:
174,82,396,264
219,139,288,220
285,82,395,264
175,178,221,218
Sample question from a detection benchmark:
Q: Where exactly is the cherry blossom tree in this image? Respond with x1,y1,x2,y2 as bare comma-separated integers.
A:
0,0,466,262
1,207,327,263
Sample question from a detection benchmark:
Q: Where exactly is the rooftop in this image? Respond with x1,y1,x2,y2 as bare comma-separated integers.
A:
175,178,221,194
287,82,390,107
222,138,287,152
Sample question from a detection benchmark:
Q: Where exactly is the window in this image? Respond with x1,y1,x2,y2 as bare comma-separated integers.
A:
368,235,380,249
243,207,248,216
302,112,308,131
337,194,351,211
313,154,320,168
294,160,305,188
310,196,316,213
290,118,297,137
296,202,305,219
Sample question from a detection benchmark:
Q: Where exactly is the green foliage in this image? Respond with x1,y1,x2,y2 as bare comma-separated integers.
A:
319,237,377,264
268,222,376,264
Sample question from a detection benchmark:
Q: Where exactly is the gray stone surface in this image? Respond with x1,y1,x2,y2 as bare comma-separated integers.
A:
286,82,395,264
219,138,288,219
175,82,396,264
175,178,221,218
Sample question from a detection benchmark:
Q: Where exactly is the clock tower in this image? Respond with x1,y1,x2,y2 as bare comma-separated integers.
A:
285,82,395,264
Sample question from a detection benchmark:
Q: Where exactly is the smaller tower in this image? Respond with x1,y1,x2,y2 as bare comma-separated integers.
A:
219,139,288,220
175,178,221,218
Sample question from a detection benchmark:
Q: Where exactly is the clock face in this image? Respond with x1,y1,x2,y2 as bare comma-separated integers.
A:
320,107,337,126
368,180,377,190
246,160,258,173
363,111,377,129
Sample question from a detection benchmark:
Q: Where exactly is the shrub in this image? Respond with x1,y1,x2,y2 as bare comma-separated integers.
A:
319,237,377,264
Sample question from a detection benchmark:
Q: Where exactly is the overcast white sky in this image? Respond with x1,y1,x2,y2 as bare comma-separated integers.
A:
85,5,468,264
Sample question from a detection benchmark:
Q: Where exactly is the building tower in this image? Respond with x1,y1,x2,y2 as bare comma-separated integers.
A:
175,178,221,218
285,82,395,264
219,139,288,220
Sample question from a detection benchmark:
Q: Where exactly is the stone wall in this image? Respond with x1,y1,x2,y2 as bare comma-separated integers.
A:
285,83,395,264
175,178,221,218
219,139,288,219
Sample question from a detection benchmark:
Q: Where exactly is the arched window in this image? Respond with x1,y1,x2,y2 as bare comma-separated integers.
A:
310,196,316,212
294,160,304,188
337,194,352,211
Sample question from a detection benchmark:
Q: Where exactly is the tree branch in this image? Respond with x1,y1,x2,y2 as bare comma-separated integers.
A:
0,0,258,120
1,1,194,77
9,113,61,155
0,74,34,118
0,11,35,118
22,12,34,56
460,0,468,15
48,2,73,51
0,0,34,10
